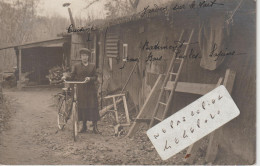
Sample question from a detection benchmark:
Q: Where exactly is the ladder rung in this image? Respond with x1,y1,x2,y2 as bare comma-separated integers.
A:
164,81,175,91
164,87,173,91
170,72,178,75
159,101,167,106
135,118,151,123
175,58,182,61
153,117,163,122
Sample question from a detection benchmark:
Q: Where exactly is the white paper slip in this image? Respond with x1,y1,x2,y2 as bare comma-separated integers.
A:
146,85,240,160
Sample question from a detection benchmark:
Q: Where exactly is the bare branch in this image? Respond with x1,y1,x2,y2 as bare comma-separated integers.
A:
84,0,100,9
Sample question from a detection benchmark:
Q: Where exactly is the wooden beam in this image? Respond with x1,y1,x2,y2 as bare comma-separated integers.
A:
205,69,236,163
93,34,97,65
104,93,125,99
184,77,223,164
99,98,123,118
18,49,22,90
165,81,216,95
17,38,69,50
127,74,164,138
98,41,102,69
123,95,130,124
184,139,204,164
223,69,236,93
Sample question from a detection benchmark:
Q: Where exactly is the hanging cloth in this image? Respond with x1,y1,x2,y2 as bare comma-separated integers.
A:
198,11,231,70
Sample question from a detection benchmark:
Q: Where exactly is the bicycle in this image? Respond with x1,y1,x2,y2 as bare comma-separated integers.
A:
57,79,89,141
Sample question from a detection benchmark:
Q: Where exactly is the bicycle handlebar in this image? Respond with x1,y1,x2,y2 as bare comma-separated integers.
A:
64,79,89,84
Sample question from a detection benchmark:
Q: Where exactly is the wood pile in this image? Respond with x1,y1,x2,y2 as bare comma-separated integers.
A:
46,66,64,85
19,72,31,87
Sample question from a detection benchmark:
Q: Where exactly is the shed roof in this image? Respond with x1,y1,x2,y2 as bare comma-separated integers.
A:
0,37,70,51
82,0,255,30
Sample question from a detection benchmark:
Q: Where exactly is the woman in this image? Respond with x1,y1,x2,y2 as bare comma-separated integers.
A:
69,48,100,134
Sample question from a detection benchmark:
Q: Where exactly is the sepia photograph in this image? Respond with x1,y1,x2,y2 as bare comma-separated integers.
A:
0,0,256,165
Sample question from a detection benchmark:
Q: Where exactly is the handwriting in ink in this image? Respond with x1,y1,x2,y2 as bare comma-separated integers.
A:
212,99,215,104
210,114,215,119
199,0,224,8
67,24,97,33
202,101,206,110
172,4,185,10
142,40,184,52
162,128,166,133
146,52,162,62
197,119,200,128
140,1,225,18
176,48,201,59
154,133,159,139
218,95,223,100
190,127,194,133
140,4,168,18
164,140,171,151
196,110,200,114
152,93,225,151
170,120,174,128
209,43,246,61
183,130,188,138
119,57,139,69
175,138,179,144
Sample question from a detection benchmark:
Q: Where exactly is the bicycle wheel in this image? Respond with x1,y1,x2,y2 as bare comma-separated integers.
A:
57,97,66,130
72,102,79,141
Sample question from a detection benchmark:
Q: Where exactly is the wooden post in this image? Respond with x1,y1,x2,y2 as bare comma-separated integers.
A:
123,95,130,124
127,74,164,137
98,41,102,69
93,33,97,65
113,96,119,123
205,69,236,163
18,48,22,90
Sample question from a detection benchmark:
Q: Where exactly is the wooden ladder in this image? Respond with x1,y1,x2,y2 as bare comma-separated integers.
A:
148,29,194,128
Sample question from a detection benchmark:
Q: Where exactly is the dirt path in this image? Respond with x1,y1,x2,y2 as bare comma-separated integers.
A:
0,88,82,164
0,88,189,165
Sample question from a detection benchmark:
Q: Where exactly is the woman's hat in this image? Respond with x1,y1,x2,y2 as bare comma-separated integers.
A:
79,48,91,55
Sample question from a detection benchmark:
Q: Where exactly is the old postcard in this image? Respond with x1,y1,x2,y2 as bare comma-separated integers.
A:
0,0,256,165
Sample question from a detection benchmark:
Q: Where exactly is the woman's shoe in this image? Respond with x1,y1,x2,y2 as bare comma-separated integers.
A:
79,127,87,133
93,124,101,134
93,127,101,134
79,123,87,133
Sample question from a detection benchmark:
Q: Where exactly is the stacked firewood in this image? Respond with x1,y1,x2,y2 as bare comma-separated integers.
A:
46,66,64,85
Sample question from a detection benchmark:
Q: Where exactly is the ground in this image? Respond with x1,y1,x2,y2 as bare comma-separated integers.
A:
0,88,246,165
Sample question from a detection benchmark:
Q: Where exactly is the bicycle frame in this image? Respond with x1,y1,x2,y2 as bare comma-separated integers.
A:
63,79,89,141
64,79,89,102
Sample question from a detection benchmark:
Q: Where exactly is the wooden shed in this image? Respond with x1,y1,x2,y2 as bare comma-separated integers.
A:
70,0,255,164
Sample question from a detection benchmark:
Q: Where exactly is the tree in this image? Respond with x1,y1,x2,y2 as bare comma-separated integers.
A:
84,0,140,19
0,0,39,45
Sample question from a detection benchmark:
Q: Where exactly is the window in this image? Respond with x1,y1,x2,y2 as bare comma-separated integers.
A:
122,44,128,61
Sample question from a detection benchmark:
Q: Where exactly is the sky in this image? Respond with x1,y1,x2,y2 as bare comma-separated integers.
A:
37,0,107,19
